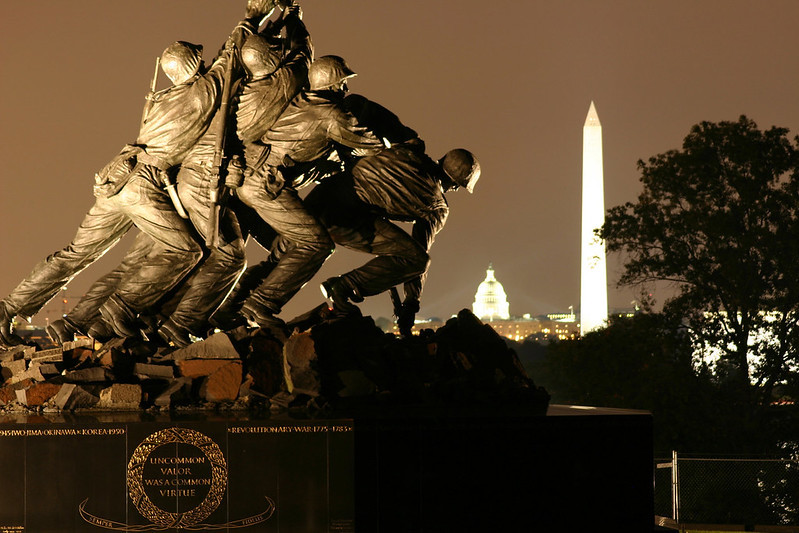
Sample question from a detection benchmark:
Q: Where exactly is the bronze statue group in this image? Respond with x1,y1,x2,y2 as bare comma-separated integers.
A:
0,0,480,349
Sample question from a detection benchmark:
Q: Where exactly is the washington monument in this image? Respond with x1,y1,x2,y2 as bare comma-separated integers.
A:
580,101,608,335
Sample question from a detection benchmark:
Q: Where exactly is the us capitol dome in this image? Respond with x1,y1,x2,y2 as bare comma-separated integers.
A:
472,263,510,321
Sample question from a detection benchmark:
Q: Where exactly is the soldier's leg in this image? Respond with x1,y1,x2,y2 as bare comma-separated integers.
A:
157,167,247,344
51,233,155,343
0,196,133,345
327,217,429,298
304,176,428,307
97,169,203,337
236,180,333,325
208,197,279,329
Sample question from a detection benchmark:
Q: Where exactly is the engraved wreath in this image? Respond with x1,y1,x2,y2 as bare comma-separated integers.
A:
127,427,227,528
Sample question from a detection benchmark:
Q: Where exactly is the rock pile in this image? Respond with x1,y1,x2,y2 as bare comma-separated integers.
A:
0,309,549,415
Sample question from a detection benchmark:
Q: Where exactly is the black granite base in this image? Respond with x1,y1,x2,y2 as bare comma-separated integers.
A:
353,404,654,532
0,405,652,532
0,414,354,533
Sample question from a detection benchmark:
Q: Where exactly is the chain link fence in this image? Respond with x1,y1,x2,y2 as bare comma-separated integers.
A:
655,452,799,528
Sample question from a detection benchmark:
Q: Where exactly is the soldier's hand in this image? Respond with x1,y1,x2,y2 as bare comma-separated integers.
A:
225,156,246,189
286,4,302,19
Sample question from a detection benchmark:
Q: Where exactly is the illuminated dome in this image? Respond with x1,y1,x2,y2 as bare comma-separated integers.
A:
473,263,510,320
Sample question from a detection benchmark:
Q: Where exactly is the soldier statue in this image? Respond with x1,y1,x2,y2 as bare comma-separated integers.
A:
0,1,275,347
222,53,385,332
304,91,481,336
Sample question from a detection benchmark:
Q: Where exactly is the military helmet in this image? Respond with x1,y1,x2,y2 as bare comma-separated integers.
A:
161,41,203,85
241,34,282,79
308,55,356,91
440,149,481,193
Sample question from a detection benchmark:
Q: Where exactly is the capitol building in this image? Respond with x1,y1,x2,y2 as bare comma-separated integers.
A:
472,264,510,320
471,264,579,341
398,264,584,341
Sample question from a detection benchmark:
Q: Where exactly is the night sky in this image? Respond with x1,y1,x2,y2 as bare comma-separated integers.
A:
2,0,799,324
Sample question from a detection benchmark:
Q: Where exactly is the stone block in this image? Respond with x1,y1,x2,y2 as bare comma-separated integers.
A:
158,332,241,361
29,347,63,363
38,363,62,378
64,346,94,365
245,331,285,396
1,359,27,382
134,363,175,380
54,383,99,410
0,379,34,405
0,387,16,405
62,338,94,352
0,345,34,363
176,359,233,379
53,383,76,410
153,377,191,407
96,350,113,368
15,383,62,407
64,367,109,383
92,338,126,365
198,361,243,402
14,362,46,384
98,384,141,409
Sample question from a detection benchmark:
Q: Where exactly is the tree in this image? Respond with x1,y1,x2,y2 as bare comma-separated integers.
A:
600,116,799,409
535,313,737,453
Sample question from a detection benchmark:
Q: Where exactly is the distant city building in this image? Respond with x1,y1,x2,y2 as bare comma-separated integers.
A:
473,263,510,320
395,315,579,342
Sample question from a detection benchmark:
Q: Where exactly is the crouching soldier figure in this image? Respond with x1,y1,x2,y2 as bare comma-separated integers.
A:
305,95,480,336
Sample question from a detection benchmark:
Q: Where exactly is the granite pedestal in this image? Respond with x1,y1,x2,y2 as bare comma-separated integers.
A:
0,404,652,532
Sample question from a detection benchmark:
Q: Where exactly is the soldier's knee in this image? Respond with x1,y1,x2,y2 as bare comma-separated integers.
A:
215,235,246,261
311,238,335,263
319,232,334,252
410,250,430,276
298,228,334,254
236,178,262,207
181,246,204,269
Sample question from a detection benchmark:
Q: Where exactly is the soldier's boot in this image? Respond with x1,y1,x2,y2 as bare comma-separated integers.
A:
46,317,80,345
157,319,193,349
98,295,140,339
320,276,363,317
138,314,160,342
240,302,288,337
86,320,115,343
0,301,23,347
209,306,247,332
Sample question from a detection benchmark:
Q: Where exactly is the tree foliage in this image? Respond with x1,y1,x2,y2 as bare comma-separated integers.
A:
533,313,735,453
600,116,799,405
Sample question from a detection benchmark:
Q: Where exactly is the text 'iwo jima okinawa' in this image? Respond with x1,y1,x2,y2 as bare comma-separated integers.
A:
0,0,544,412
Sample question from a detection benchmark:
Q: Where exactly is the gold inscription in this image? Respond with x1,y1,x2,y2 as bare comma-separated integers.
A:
127,427,227,528
158,489,196,497
0,428,125,437
228,425,352,434
149,456,206,465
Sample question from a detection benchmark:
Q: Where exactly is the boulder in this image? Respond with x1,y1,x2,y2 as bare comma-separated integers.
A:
16,383,62,407
157,332,241,361
283,332,320,397
198,361,242,402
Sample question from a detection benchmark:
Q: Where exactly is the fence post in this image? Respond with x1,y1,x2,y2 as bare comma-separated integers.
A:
671,450,680,523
